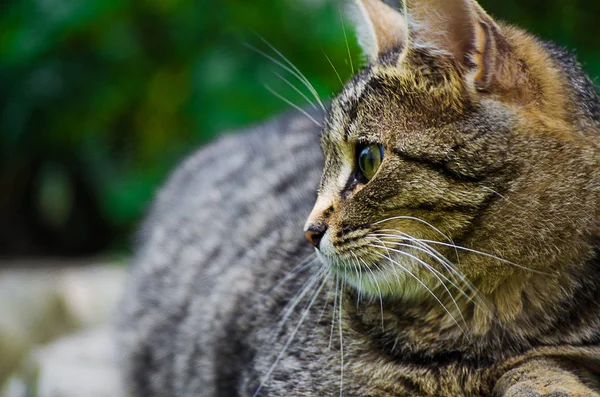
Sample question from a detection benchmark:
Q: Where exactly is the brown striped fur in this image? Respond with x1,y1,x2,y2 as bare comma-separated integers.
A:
307,0,600,394
118,0,600,396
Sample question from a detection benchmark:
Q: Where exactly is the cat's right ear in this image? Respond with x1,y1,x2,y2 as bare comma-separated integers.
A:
350,0,407,62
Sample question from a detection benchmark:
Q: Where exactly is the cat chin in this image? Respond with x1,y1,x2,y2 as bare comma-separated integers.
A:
315,250,432,302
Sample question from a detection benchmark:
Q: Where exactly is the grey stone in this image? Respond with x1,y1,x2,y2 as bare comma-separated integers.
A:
4,327,127,397
0,263,126,388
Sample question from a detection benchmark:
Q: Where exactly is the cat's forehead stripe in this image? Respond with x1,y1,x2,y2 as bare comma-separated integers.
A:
329,69,375,142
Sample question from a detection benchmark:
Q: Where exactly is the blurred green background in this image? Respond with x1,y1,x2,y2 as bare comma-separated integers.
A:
1,0,598,257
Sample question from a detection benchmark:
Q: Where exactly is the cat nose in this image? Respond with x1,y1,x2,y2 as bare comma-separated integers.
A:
304,223,328,248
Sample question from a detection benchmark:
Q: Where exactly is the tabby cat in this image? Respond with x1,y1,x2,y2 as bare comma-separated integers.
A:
118,0,600,395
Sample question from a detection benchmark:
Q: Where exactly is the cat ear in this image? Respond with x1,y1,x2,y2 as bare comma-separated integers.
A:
406,0,506,88
350,0,408,62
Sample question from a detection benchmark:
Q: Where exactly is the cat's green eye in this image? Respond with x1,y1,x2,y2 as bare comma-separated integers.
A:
358,144,384,181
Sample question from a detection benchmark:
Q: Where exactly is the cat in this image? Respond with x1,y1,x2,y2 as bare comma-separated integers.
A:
117,0,600,396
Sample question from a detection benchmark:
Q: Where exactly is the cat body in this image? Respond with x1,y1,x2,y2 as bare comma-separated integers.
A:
118,109,326,396
119,0,600,396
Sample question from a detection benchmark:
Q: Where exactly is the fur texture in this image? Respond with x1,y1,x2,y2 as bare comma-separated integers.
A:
118,0,600,395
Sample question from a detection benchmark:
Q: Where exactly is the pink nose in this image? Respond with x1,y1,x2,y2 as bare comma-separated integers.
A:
304,223,327,248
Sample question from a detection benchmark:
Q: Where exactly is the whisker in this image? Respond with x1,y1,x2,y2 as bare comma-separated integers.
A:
271,268,323,342
367,237,405,293
368,242,467,327
274,72,318,110
372,236,405,288
395,232,468,287
370,236,478,305
371,250,466,334
481,185,586,230
254,270,330,397
264,85,323,127
373,216,452,242
373,233,478,297
352,251,385,331
481,186,509,201
322,49,344,87
329,274,340,350
356,253,364,304
418,239,552,275
372,232,493,313
376,226,552,275
373,215,461,262
338,269,346,397
363,260,387,331
251,35,327,111
348,251,363,306
262,255,317,302
313,276,335,335
337,0,354,75
375,232,458,274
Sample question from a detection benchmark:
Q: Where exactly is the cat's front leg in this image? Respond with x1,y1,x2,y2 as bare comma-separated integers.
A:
493,357,600,397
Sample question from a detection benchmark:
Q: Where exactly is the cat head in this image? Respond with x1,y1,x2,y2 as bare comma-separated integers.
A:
304,0,600,311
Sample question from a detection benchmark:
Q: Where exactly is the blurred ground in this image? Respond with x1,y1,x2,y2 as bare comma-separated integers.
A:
0,262,126,392
4,328,125,397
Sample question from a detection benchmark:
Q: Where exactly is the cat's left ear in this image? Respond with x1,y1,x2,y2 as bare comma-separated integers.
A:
350,0,407,62
406,0,509,89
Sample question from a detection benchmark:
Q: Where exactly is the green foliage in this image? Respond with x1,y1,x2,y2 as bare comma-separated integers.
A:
0,0,599,254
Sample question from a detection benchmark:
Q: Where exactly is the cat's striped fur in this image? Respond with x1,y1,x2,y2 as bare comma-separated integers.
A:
118,0,600,395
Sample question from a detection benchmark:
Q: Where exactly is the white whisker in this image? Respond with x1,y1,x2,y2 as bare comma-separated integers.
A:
351,251,385,330
417,239,552,275
374,215,461,262
375,231,485,295
274,72,318,111
373,216,549,275
367,237,403,293
368,242,466,327
264,85,323,127
329,274,340,350
373,215,453,242
371,250,466,334
348,251,363,307
251,36,327,111
313,276,335,335
338,269,346,397
254,270,330,397
322,49,344,87
362,257,387,331
262,255,317,302
371,234,478,298
337,0,354,75
375,231,463,280
371,237,473,300
372,232,491,313
271,269,323,342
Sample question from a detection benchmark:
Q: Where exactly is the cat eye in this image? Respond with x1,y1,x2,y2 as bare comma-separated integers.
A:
358,144,384,181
